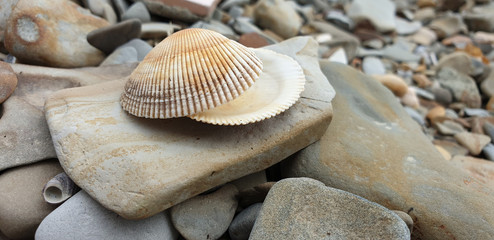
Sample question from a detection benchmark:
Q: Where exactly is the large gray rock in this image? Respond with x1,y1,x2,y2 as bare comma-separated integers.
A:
171,184,238,240
4,0,109,68
43,37,334,219
0,160,63,240
250,178,410,239
282,61,494,239
35,191,178,240
0,63,137,171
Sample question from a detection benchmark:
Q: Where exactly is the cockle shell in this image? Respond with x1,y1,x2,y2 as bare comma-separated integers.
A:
120,28,263,119
190,48,306,125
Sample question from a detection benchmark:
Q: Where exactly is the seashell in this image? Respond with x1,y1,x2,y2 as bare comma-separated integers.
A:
42,172,79,204
120,28,263,119
189,48,306,125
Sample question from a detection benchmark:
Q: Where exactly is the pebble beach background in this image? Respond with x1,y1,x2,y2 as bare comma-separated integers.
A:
1,0,494,239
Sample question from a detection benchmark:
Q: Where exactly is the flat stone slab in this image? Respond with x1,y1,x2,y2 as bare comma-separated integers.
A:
45,37,334,219
283,60,494,239
0,63,137,171
250,178,410,239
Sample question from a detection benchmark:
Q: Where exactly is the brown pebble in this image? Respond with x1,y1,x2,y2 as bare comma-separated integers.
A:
412,73,432,88
372,74,408,97
239,32,270,48
487,96,494,111
417,0,436,8
0,61,17,104
426,106,446,122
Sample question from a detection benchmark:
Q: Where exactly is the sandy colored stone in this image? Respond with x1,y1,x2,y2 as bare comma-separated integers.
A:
0,160,63,239
44,37,334,219
372,74,408,97
435,145,452,160
0,62,17,104
426,106,446,122
250,178,410,239
254,0,302,39
412,74,432,88
282,61,494,239
400,87,420,109
488,96,494,111
434,52,473,76
4,0,109,68
450,155,494,185
454,132,491,155
0,63,137,171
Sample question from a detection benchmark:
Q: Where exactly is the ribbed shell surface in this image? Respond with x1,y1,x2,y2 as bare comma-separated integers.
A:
120,28,263,119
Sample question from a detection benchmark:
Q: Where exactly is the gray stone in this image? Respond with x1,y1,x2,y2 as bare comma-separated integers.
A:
429,14,467,38
250,178,410,239
0,63,137,171
0,0,19,43
434,120,465,136
171,184,238,240
135,0,202,23
455,132,491,155
219,0,250,10
392,210,414,234
465,108,492,117
122,2,151,22
254,0,303,39
232,18,279,44
43,37,334,219
0,160,63,239
481,66,494,98
436,67,481,108
112,0,129,18
0,96,56,171
87,19,142,54
434,52,473,76
484,143,494,161
83,0,117,24
0,62,17,104
427,84,453,106
395,17,421,35
237,182,275,208
4,0,109,68
118,39,153,61
381,44,421,62
100,46,138,66
464,4,494,32
404,106,426,126
484,122,494,142
228,5,244,19
35,191,178,240
325,10,353,31
190,20,237,39
140,22,182,39
362,57,386,75
347,0,396,32
309,21,360,61
228,203,263,240
282,60,494,239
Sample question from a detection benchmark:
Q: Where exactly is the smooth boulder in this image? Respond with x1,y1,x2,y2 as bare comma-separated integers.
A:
282,61,494,239
250,178,410,239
